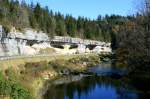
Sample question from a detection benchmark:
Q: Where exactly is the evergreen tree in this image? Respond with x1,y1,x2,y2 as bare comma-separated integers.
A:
0,0,119,41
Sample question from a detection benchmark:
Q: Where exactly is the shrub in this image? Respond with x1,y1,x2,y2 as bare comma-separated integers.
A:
0,72,32,99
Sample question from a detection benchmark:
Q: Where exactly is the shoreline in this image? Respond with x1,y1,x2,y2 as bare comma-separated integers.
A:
0,53,101,99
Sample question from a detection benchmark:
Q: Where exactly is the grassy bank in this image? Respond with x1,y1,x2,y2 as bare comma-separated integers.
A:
0,54,100,99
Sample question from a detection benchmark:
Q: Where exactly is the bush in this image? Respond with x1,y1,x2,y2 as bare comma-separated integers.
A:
0,72,32,99
11,83,32,99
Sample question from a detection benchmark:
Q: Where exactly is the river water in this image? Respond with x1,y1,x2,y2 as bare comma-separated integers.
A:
43,63,150,99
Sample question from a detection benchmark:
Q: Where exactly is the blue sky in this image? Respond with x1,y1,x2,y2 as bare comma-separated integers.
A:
23,0,136,19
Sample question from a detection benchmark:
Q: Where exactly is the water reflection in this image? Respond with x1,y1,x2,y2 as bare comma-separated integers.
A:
43,63,150,99
43,76,138,99
88,63,127,76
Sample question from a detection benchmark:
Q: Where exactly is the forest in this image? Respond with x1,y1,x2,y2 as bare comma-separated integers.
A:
0,0,132,42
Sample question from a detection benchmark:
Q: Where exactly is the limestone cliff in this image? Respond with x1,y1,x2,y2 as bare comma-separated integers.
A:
0,26,52,56
0,25,112,57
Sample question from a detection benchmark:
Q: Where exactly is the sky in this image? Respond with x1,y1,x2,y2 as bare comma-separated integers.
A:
23,0,136,19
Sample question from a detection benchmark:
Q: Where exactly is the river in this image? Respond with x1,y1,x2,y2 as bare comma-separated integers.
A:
42,63,150,99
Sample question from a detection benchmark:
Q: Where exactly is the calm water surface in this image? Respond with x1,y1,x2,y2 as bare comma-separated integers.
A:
43,63,150,99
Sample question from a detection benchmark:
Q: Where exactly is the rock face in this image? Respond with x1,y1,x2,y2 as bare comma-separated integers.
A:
0,26,52,56
93,45,112,53
0,25,112,57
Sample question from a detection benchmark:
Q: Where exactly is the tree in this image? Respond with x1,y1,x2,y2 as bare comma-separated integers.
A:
55,19,66,36
65,15,77,37
46,17,56,38
0,0,115,42
114,0,150,72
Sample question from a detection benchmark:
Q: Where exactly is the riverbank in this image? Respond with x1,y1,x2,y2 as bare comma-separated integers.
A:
0,54,101,99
